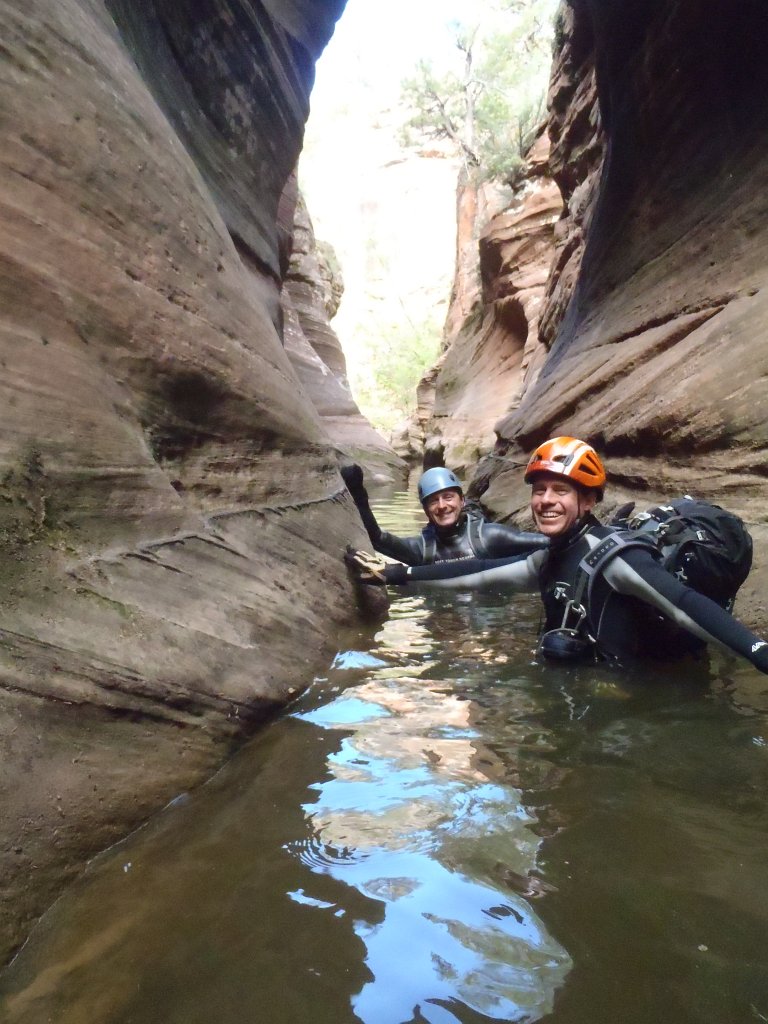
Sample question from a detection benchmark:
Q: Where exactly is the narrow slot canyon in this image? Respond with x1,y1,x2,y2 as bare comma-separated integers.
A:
1,1,768,1019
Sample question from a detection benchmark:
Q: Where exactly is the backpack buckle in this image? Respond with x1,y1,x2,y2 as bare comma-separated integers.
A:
628,510,653,529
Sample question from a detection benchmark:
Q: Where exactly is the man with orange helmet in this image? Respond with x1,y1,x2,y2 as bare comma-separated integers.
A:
523,436,606,539
347,437,768,673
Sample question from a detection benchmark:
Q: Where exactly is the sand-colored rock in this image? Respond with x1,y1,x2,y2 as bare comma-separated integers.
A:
0,0,383,962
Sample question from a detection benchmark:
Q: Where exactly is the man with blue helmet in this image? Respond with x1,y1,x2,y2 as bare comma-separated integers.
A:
341,463,548,566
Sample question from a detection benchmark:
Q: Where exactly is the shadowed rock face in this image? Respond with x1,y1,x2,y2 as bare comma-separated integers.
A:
415,0,768,625
537,0,604,351
485,0,768,525
0,0,392,962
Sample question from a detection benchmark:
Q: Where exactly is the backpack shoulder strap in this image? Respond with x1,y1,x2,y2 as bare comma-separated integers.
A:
465,510,486,557
574,531,658,619
421,526,437,564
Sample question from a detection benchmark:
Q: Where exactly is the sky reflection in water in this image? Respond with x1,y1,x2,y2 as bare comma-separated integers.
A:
292,630,571,1023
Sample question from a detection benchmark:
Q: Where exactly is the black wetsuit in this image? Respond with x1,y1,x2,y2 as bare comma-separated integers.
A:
341,464,548,566
381,513,768,672
373,508,549,566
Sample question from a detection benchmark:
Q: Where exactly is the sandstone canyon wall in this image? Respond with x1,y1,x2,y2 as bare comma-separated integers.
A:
0,0,404,962
420,0,768,626
487,0,768,515
415,141,564,476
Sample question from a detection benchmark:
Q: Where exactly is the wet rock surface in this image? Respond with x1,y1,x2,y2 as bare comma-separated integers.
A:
421,0,768,629
0,0,384,961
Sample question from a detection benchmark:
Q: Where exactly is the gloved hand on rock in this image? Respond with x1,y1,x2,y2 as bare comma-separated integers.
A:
344,546,388,584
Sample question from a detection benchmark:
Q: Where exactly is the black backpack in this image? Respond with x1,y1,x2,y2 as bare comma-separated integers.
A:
606,496,753,610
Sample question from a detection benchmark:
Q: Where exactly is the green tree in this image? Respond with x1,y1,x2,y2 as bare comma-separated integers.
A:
400,0,559,184
351,314,442,432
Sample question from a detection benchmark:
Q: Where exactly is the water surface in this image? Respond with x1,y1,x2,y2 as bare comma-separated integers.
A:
2,493,768,1023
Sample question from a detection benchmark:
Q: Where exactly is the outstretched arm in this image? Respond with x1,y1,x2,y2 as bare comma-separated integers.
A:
606,550,768,673
480,521,550,556
377,550,543,592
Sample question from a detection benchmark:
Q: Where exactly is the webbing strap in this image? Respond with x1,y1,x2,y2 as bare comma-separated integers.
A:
467,513,485,557
574,532,658,628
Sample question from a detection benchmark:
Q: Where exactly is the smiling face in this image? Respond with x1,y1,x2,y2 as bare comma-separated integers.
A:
529,474,597,537
423,488,465,529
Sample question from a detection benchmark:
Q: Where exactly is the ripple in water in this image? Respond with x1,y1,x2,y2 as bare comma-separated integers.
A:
3,494,765,1023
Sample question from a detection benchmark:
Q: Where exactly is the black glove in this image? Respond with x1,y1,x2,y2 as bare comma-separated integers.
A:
609,501,636,527
382,562,408,585
340,463,366,500
752,641,768,675
340,464,382,544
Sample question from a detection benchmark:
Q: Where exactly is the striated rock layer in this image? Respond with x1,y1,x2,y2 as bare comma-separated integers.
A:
0,0,399,962
411,0,768,625
477,0,768,536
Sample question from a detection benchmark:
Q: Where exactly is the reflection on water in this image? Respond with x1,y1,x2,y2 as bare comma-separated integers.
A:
1,493,768,1023
291,660,570,1023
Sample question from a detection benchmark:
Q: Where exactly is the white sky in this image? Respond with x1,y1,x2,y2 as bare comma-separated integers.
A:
309,0,471,117
298,0,558,426
299,0,470,421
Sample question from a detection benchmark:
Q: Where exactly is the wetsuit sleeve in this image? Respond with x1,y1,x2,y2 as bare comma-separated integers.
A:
340,464,384,545
604,549,768,673
375,532,425,566
383,551,543,591
479,522,550,556
340,464,428,566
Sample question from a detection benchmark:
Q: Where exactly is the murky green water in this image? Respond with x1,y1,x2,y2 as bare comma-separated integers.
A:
2,494,768,1023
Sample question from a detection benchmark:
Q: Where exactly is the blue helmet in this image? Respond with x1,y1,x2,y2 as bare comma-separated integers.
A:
417,467,463,504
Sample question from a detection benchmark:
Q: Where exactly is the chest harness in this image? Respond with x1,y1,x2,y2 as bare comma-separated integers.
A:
420,510,486,563
539,530,656,661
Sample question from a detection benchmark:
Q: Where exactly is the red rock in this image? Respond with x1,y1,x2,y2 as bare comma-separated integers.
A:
416,139,563,477
487,0,768,541
0,0,366,961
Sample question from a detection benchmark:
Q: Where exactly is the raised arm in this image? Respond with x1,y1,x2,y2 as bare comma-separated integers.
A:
340,464,424,565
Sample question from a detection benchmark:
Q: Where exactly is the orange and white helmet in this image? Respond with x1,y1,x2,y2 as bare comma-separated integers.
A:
524,436,606,493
